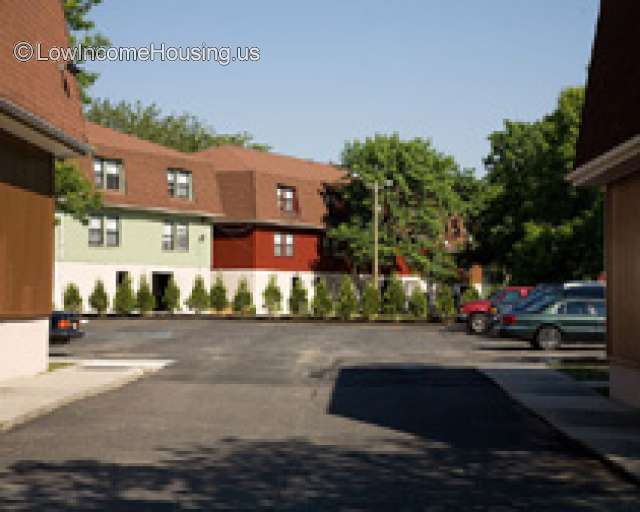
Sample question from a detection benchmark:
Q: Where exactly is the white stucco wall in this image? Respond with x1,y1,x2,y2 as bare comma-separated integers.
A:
55,262,211,313
0,319,48,381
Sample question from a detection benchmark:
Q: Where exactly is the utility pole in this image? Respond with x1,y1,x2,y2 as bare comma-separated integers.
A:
373,180,379,292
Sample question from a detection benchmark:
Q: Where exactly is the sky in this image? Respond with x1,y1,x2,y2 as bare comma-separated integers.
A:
86,0,600,174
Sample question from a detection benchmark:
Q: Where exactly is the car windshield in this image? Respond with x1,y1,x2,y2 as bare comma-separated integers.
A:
563,285,605,299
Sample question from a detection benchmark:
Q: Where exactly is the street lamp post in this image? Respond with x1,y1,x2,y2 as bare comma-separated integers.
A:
373,180,380,292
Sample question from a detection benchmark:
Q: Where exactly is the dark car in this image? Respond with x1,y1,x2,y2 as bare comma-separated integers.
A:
500,297,606,350
458,286,533,334
50,311,84,342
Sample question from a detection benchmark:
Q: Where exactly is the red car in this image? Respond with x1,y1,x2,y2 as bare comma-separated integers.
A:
457,287,533,334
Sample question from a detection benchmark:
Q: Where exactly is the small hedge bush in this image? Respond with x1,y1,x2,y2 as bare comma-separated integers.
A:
63,283,82,313
210,275,229,313
408,287,428,319
163,276,181,313
361,283,380,319
136,275,155,315
383,274,406,316
435,284,455,321
186,275,210,313
262,275,282,315
336,276,358,320
312,278,333,318
89,279,108,316
233,278,253,314
114,274,136,315
289,277,308,315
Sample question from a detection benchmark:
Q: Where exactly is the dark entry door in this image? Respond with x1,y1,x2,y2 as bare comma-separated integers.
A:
152,272,172,311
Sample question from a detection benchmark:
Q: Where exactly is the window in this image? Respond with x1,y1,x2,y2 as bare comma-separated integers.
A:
167,169,192,199
88,216,120,247
277,186,296,212
105,217,120,247
563,301,588,315
88,216,103,247
94,158,123,191
162,221,189,251
274,232,294,257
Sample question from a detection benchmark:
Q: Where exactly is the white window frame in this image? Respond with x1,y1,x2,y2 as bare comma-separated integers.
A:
277,186,296,212
274,232,294,257
167,169,192,199
162,221,189,252
88,216,103,247
105,217,120,247
94,157,124,192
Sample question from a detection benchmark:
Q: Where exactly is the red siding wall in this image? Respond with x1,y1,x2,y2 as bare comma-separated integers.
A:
213,225,346,271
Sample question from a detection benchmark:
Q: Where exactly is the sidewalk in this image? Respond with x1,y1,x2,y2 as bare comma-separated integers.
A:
0,358,172,432
479,362,640,483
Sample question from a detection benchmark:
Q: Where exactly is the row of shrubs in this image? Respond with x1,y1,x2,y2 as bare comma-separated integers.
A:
62,274,463,321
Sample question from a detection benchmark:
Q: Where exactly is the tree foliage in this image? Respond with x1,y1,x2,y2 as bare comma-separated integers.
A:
63,283,83,313
232,278,253,314
89,279,108,315
136,275,155,315
86,99,270,153
186,275,210,313
435,285,455,321
461,287,480,304
163,277,181,313
335,276,358,320
471,87,603,283
311,279,333,318
210,275,229,313
113,274,136,315
55,161,102,222
408,287,428,319
383,274,406,316
288,277,309,315
326,134,473,283
360,283,380,319
63,0,110,104
262,275,282,315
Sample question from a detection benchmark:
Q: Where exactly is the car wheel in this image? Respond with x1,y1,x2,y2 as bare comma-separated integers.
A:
535,326,562,351
468,313,489,334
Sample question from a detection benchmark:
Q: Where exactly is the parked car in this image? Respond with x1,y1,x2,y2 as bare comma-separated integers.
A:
50,311,84,342
500,297,606,350
493,281,605,336
458,286,532,334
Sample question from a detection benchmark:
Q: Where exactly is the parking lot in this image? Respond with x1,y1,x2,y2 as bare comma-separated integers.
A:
1,319,637,511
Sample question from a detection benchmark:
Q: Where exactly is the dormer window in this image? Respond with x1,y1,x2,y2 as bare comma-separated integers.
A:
167,169,192,199
94,157,123,192
277,185,296,212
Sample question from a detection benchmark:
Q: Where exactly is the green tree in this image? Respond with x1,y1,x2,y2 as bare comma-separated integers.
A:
210,275,229,313
288,277,309,315
311,279,333,318
336,276,358,320
55,161,103,222
408,287,428,319
63,283,83,313
63,0,110,104
86,99,270,153
383,275,406,316
186,275,210,313
136,275,155,315
461,287,480,304
89,279,108,315
232,278,253,314
113,274,136,315
472,87,603,283
435,285,455,322
326,134,466,284
262,275,282,315
360,283,380,319
163,277,181,313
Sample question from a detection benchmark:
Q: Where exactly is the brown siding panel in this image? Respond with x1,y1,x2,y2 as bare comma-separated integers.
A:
608,172,640,366
0,129,53,318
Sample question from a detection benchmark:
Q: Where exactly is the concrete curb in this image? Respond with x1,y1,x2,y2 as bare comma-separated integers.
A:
478,365,640,486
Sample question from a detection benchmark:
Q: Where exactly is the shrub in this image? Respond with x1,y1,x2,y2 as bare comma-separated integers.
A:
408,287,428,319
461,286,480,304
289,277,308,315
210,274,229,313
435,284,455,321
163,276,181,313
113,274,136,315
361,283,380,319
336,276,358,320
383,274,406,316
262,275,282,315
136,275,155,315
89,279,108,315
232,278,253,314
63,283,82,313
186,275,210,313
312,278,333,318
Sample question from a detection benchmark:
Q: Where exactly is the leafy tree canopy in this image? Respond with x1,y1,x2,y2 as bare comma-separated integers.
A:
86,99,271,153
55,161,102,222
63,0,110,104
471,87,603,283
327,134,479,283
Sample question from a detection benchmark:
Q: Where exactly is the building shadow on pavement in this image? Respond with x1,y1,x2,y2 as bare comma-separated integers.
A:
2,366,639,511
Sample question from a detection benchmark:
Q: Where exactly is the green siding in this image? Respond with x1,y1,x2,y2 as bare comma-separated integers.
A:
55,209,211,268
